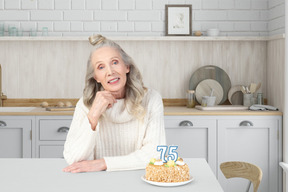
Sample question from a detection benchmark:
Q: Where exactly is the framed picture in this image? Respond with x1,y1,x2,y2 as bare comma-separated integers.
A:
165,5,192,36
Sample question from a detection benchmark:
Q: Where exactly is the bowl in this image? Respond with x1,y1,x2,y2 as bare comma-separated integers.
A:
202,96,216,107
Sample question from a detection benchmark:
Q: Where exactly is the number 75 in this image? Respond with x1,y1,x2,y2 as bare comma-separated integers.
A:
157,145,178,163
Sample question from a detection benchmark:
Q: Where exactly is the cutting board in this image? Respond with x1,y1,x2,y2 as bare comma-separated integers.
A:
195,79,224,105
46,107,75,111
195,105,248,111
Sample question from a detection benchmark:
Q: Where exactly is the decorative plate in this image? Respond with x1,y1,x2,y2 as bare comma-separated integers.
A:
189,65,231,104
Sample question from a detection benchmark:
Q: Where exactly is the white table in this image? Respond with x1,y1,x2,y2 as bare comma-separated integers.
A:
0,158,223,192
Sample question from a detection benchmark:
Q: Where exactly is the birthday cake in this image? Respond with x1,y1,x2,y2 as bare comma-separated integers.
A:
145,157,190,183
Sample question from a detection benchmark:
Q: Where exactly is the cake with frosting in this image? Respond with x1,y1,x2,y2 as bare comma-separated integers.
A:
145,157,190,182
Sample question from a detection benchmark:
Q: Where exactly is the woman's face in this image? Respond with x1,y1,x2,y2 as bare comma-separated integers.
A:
91,46,130,98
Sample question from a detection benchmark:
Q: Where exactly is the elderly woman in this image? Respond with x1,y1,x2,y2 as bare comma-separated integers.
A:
63,35,166,173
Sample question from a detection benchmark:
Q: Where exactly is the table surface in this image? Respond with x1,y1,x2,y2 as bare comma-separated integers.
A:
0,158,223,192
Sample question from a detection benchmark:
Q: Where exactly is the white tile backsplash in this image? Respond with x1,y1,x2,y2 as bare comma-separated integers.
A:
195,10,227,21
0,0,3,9
135,0,152,10
72,0,85,10
151,22,164,32
234,0,251,9
234,22,251,31
21,0,37,10
94,11,127,21
152,0,167,10
102,0,118,10
101,22,117,32
134,22,151,31
128,11,161,21
218,0,234,9
71,21,83,31
55,0,71,10
54,22,70,31
83,21,100,31
119,0,134,10
38,0,54,10
118,22,134,31
0,0,284,36
63,10,93,21
86,0,101,10
0,11,29,21
202,0,219,9
4,0,20,9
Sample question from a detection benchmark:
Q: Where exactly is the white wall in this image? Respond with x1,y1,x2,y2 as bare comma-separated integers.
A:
0,0,278,37
268,0,285,35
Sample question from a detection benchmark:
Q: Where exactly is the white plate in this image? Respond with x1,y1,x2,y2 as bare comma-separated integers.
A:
141,175,194,187
195,79,224,105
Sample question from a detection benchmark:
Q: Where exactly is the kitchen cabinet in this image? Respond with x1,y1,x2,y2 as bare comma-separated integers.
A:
217,116,282,192
0,116,34,158
164,116,217,174
35,116,72,158
164,115,282,192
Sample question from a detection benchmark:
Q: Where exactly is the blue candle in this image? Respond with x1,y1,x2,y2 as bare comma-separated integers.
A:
157,145,178,163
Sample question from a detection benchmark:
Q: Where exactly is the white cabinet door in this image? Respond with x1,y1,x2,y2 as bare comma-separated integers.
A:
36,116,72,158
217,116,281,192
165,116,217,174
0,116,33,158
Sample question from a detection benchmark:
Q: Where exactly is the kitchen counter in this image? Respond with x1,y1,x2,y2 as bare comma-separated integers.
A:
0,158,223,192
0,106,282,116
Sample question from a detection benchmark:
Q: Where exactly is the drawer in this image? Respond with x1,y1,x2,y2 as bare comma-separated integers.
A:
39,145,64,158
164,118,216,128
0,119,31,128
39,119,71,141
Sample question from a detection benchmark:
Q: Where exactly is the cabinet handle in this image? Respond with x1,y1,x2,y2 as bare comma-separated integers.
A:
0,120,7,127
239,121,254,127
179,120,193,126
57,127,70,133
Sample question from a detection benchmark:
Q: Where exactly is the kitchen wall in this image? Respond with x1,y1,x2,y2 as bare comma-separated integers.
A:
267,38,285,111
0,38,268,100
0,0,283,37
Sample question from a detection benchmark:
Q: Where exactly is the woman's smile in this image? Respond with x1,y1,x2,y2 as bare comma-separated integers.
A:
108,77,120,84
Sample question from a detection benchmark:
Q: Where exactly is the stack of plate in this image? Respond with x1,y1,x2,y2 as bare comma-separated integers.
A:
189,65,231,105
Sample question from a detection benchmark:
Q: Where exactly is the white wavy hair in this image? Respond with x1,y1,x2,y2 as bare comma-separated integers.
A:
83,34,147,119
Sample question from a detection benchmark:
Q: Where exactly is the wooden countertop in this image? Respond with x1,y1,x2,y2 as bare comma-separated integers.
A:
164,106,282,116
0,106,282,116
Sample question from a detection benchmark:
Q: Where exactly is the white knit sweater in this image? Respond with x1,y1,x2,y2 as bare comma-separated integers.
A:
63,89,166,171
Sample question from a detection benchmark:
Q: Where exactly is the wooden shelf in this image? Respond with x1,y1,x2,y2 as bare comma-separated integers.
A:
0,34,284,41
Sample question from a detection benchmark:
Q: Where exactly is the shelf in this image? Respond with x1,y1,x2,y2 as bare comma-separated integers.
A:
0,34,284,41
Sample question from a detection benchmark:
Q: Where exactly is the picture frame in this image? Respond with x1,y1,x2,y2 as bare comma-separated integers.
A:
165,5,192,36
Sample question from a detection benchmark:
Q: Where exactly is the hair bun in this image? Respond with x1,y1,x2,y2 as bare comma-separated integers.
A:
89,34,106,46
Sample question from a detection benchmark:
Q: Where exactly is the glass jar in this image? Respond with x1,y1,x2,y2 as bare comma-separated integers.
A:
187,90,196,108
257,93,264,105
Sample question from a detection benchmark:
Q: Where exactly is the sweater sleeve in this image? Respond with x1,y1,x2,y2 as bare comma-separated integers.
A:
63,97,98,165
103,91,166,171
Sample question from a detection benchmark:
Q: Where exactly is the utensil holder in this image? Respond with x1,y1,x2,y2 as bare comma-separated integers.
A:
243,93,254,107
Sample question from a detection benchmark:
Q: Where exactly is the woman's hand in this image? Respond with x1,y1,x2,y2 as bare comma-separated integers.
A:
62,159,107,173
87,91,117,130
